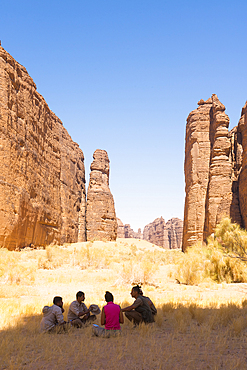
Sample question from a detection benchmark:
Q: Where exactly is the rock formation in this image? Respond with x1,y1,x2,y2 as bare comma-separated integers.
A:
117,218,143,239
0,46,86,249
86,149,117,241
117,218,125,238
165,218,183,249
143,217,183,249
239,102,247,229
183,94,247,251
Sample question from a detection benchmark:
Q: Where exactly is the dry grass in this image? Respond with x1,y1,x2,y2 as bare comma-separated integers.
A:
1,238,247,369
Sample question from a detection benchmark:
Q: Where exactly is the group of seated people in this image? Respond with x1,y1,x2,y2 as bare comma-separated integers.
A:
40,285,157,336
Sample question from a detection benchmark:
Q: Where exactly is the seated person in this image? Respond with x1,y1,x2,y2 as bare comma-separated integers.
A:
68,291,96,327
40,296,67,333
139,288,157,318
122,285,154,326
92,291,124,337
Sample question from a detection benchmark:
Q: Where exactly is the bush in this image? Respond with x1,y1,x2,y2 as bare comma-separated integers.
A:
215,217,247,261
175,243,210,285
175,231,247,285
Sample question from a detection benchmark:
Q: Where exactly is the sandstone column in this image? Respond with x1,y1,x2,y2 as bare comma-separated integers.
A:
86,149,117,241
183,95,243,251
182,98,212,250
203,95,232,239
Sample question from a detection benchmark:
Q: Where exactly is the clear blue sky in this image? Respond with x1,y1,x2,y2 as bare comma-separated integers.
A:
1,1,247,231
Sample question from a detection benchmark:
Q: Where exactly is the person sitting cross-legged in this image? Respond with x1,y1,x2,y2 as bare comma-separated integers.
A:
92,291,124,338
68,291,96,328
40,296,67,333
122,285,154,326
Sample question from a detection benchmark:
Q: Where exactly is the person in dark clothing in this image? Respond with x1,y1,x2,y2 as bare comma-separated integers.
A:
122,285,154,325
139,288,157,319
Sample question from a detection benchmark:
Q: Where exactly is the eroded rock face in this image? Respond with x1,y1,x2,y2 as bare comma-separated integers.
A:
143,217,183,249
117,218,125,238
165,218,183,249
86,149,117,241
0,46,86,249
183,94,246,251
239,102,247,228
183,97,212,250
203,95,232,239
143,217,166,247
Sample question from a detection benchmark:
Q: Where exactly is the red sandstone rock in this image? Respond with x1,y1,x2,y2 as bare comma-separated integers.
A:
86,150,117,241
183,98,212,249
203,95,232,238
238,102,247,229
165,218,183,249
183,95,245,251
117,218,125,238
0,46,86,249
143,217,166,247
143,217,183,249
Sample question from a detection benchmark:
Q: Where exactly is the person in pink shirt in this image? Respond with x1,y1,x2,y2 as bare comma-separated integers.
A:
92,291,124,337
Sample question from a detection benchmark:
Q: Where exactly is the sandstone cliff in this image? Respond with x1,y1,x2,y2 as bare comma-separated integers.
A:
86,149,117,241
143,217,183,249
183,94,247,251
0,46,86,249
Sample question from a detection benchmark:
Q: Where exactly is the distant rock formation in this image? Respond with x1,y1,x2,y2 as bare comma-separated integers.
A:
183,94,247,251
117,218,143,239
143,217,183,249
86,150,117,241
117,218,125,238
0,46,86,250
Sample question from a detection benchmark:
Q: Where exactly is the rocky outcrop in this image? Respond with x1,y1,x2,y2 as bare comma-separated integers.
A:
0,46,86,249
183,94,247,251
143,217,183,249
86,149,117,241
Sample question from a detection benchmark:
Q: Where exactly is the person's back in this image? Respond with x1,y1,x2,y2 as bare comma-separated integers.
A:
142,295,157,316
92,291,124,337
40,304,64,333
104,301,121,330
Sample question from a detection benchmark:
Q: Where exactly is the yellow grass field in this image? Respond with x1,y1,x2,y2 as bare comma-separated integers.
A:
1,239,247,369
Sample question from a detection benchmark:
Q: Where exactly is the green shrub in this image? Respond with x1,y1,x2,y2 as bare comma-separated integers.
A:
175,228,247,285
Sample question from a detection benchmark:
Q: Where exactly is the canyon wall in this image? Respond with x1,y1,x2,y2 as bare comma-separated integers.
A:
0,46,86,249
183,94,247,251
86,149,117,241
